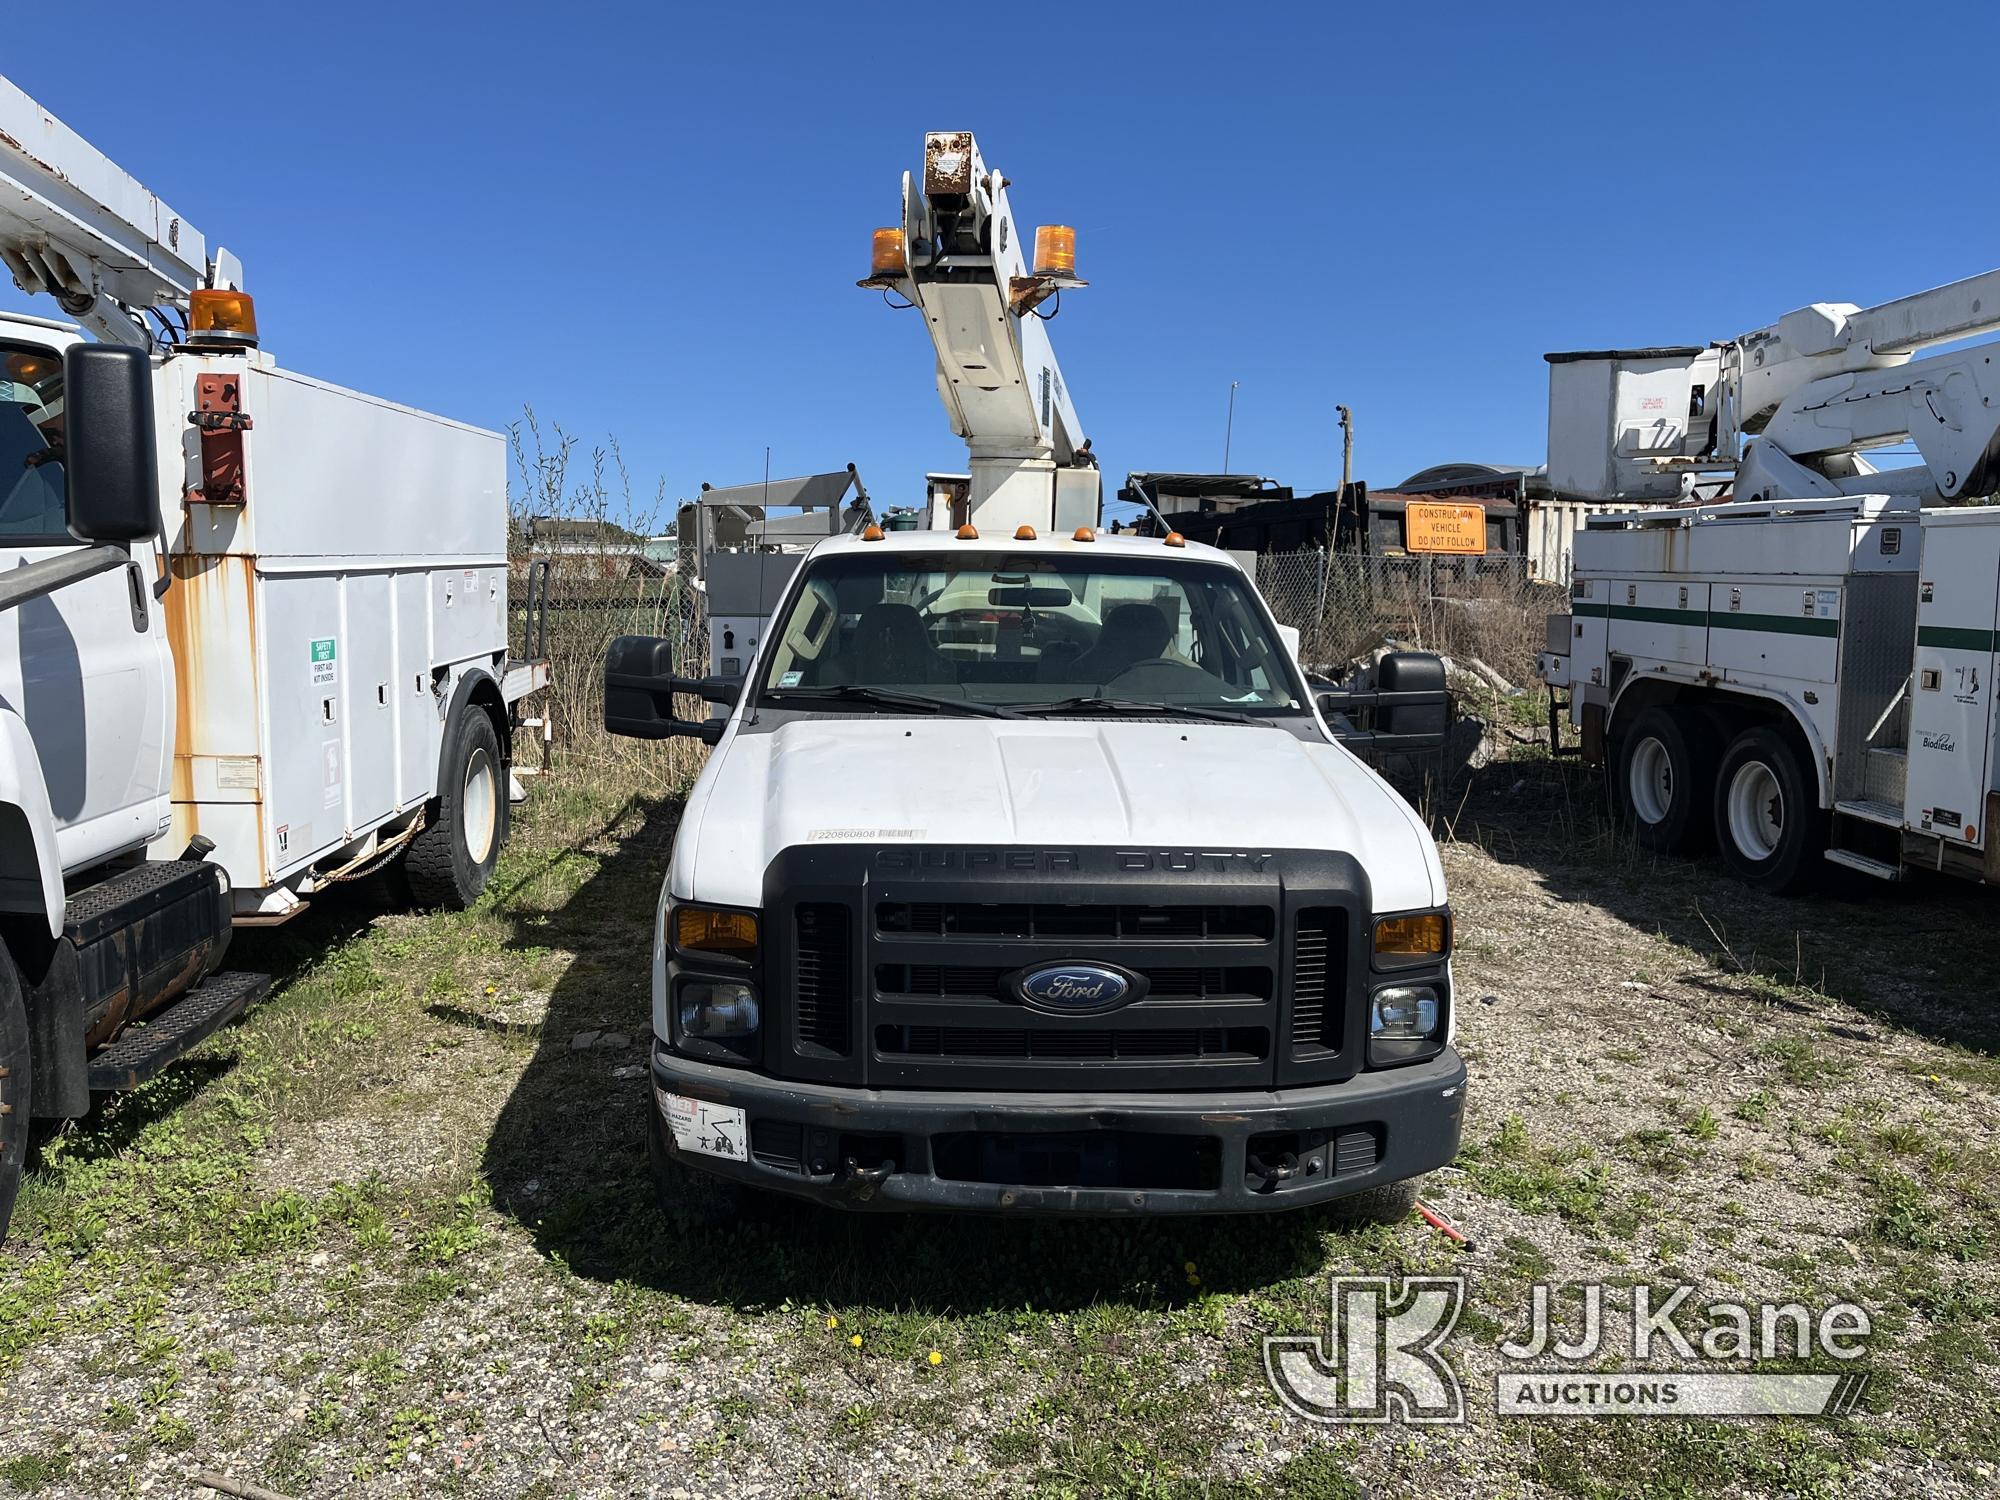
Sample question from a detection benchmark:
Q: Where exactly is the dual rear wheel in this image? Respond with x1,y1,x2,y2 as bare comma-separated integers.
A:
1615,708,1823,894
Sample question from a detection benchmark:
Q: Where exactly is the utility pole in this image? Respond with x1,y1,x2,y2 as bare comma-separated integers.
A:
1336,404,1354,491
1223,381,1240,472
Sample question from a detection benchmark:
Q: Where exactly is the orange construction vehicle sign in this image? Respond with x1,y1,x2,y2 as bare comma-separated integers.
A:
1404,502,1486,555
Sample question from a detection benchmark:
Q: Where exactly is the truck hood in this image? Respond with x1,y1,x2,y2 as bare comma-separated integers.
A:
670,717,1444,912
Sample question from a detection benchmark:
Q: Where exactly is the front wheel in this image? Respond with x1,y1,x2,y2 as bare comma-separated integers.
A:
1320,1177,1420,1228
403,708,506,910
0,945,33,1242
1714,726,1824,894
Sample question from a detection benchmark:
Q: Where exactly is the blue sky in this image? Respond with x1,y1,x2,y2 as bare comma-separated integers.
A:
8,2,1999,527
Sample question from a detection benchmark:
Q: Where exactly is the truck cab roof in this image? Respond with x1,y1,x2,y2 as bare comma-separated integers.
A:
806,527,1244,570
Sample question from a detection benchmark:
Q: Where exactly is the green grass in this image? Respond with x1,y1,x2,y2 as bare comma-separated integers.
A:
4,752,1999,1495
1462,1115,1612,1224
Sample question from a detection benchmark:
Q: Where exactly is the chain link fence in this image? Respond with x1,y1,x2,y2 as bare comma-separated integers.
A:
1254,548,1559,690
508,543,1557,772
510,563,709,771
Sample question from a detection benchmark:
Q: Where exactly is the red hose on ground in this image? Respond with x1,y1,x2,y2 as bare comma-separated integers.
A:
1416,1198,1472,1247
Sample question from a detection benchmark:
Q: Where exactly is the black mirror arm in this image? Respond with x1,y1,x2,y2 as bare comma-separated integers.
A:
603,670,739,707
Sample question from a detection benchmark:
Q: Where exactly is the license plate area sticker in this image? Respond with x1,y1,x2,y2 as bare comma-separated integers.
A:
658,1089,748,1162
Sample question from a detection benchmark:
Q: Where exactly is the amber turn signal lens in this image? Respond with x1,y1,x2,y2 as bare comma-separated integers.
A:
1374,912,1449,962
675,906,759,955
190,288,258,338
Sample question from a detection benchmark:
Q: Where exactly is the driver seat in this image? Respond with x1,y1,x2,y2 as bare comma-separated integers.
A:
833,602,953,686
1067,602,1171,684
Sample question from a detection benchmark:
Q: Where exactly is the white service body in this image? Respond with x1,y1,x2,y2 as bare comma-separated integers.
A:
1543,496,2000,882
0,312,533,925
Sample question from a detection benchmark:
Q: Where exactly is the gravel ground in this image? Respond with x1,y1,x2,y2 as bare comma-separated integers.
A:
2,758,1996,1499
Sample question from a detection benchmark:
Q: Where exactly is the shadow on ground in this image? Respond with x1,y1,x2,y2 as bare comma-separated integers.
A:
1445,753,2000,1057
480,796,1356,1312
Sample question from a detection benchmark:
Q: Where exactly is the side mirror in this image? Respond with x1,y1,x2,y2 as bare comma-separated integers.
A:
64,344,160,544
1276,623,1302,662
1316,651,1451,758
604,634,740,744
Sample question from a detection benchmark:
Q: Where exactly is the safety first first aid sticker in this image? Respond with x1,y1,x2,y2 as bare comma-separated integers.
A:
657,1089,748,1162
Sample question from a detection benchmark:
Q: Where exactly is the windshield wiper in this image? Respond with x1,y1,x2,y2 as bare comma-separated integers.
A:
1012,696,1268,726
762,685,1026,719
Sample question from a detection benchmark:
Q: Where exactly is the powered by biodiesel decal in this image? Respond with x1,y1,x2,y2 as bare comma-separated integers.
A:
311,637,337,686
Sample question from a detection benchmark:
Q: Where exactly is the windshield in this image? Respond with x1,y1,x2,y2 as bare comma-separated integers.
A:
756,550,1305,715
0,342,68,543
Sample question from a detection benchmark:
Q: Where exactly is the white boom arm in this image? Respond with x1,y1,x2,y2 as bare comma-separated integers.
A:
0,74,241,346
865,131,1098,532
1549,267,2000,505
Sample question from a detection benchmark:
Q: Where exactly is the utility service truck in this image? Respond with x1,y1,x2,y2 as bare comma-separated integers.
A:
603,132,1464,1220
1540,268,2000,891
0,77,546,1237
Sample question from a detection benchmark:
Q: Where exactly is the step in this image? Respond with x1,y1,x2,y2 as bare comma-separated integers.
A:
1834,798,1905,829
1863,746,1908,805
87,970,270,1091
1824,848,1903,881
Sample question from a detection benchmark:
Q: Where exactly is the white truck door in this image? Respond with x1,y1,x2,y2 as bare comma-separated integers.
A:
0,343,172,867
1905,519,2000,849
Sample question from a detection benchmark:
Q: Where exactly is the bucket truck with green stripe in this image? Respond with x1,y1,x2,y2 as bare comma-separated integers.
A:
1538,269,2000,891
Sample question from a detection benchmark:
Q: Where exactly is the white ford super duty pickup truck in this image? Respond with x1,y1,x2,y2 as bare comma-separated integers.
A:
604,525,1465,1218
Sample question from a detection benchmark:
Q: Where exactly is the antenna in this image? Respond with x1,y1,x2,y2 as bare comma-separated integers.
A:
1223,381,1240,472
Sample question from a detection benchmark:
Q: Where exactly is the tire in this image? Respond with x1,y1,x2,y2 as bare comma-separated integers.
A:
1713,725,1825,894
0,945,32,1243
1320,1177,1420,1229
403,708,506,911
646,1097,746,1231
1613,706,1716,854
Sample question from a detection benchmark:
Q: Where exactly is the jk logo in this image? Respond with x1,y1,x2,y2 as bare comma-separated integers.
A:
1264,1276,1466,1424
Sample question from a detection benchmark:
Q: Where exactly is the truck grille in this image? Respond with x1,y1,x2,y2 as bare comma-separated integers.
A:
876,964,1272,1002
877,1024,1268,1062
763,846,1365,1089
794,903,853,1057
1290,908,1345,1054
878,902,1272,942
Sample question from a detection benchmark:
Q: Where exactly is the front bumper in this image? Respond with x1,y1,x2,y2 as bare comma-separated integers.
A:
648,1042,1467,1215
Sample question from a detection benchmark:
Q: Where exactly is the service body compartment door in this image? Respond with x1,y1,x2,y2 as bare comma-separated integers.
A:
1908,526,2000,847
395,572,435,807
1710,581,1841,686
258,570,346,869
1606,578,1706,665
343,572,396,831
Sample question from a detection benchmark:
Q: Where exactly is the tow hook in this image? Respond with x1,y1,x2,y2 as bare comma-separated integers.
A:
1247,1150,1300,1189
837,1156,895,1201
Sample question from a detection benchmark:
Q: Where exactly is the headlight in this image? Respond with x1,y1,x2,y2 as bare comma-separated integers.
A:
678,979,761,1039
1373,910,1450,969
1370,983,1443,1066
674,904,759,958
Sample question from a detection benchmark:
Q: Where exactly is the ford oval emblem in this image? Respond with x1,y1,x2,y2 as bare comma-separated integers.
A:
1013,962,1145,1015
